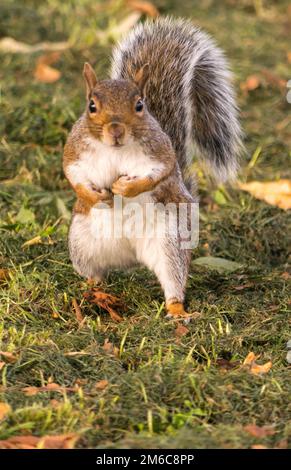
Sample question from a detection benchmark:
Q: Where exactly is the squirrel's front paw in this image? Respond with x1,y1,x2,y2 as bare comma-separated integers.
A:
93,188,113,208
112,176,151,198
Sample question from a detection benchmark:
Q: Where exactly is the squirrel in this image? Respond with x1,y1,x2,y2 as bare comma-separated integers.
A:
63,17,242,321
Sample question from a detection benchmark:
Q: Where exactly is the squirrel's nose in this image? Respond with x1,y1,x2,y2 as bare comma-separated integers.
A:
107,122,125,140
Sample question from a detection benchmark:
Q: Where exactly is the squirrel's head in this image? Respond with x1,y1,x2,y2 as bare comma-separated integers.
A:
83,62,149,147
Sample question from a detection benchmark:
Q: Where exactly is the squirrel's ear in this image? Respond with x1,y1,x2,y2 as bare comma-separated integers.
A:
83,62,97,97
133,63,149,98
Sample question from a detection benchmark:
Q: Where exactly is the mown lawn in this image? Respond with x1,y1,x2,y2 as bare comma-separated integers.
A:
0,0,290,448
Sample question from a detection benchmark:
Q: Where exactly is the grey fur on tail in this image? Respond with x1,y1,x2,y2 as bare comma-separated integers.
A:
111,17,243,182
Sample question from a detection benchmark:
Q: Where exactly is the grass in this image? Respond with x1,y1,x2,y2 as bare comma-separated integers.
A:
0,0,290,449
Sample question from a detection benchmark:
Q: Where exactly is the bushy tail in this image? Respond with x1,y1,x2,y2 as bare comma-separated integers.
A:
111,17,243,182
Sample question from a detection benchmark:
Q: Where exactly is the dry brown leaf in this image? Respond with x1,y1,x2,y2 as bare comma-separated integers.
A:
244,424,275,438
287,52,291,64
0,403,11,421
72,298,84,324
240,75,261,93
0,37,69,54
95,379,109,390
84,289,125,322
0,362,5,371
34,52,61,83
243,351,272,375
250,361,272,375
243,352,257,365
128,0,159,17
0,269,11,284
238,179,291,210
22,382,78,396
0,351,17,363
0,433,79,449
175,323,189,338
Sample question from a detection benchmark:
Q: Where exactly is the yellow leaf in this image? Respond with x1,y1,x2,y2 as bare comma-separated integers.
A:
250,361,272,375
243,352,272,375
238,179,291,210
0,403,11,421
243,351,257,365
0,433,79,449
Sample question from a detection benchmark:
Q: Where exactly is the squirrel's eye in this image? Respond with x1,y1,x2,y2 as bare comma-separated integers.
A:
135,99,144,113
89,99,97,113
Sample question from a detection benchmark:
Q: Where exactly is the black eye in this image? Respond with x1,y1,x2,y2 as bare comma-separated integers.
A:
135,99,143,113
89,99,96,113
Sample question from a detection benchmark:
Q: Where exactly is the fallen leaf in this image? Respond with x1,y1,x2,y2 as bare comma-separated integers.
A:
287,52,291,64
244,424,275,438
34,52,61,83
72,298,84,324
0,269,11,284
22,382,78,396
84,289,125,322
127,0,159,17
243,352,272,375
238,179,291,210
175,323,189,338
0,433,79,449
243,352,257,366
95,379,109,390
0,362,5,371
281,272,290,280
240,75,261,93
0,37,69,54
0,351,17,363
192,256,242,273
0,403,11,421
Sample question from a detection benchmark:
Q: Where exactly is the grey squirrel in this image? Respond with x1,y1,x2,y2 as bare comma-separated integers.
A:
63,17,242,320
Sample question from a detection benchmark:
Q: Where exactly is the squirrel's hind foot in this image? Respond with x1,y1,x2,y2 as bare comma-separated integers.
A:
165,301,192,324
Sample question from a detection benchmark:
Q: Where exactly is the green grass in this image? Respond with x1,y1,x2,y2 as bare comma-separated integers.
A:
0,0,290,449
